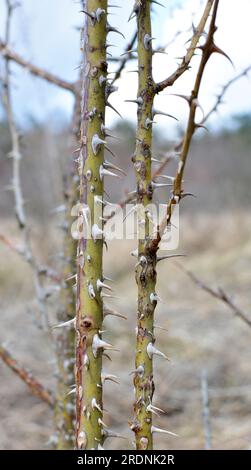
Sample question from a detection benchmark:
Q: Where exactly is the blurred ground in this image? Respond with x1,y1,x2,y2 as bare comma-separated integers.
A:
0,210,250,450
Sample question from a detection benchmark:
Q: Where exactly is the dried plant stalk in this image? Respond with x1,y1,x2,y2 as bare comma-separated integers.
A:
0,345,54,408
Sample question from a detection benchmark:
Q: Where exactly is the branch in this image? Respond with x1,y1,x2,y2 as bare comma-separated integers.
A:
0,40,77,93
155,0,214,93
176,263,251,329
1,0,52,331
203,64,251,123
110,30,137,85
201,369,212,450
150,0,220,253
0,344,54,407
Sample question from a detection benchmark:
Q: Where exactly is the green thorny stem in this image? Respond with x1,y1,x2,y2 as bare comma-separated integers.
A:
75,0,108,450
132,0,218,450
132,0,156,450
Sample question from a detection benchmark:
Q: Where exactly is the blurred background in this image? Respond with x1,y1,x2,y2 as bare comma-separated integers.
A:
0,0,250,450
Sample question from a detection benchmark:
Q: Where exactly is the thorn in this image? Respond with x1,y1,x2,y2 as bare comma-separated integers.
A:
152,182,172,189
152,109,178,121
92,334,115,358
95,8,106,23
52,318,76,329
106,101,123,119
144,34,155,50
104,145,118,158
97,279,113,292
100,165,121,180
146,403,164,417
157,254,186,262
104,306,127,320
107,23,125,39
104,161,126,176
101,372,119,385
154,324,169,332
92,224,104,242
98,418,108,428
91,398,102,413
145,118,156,129
125,97,143,106
211,43,234,67
131,249,138,258
88,282,96,299
77,431,87,449
150,292,161,304
128,2,140,21
147,342,168,360
80,10,96,22
151,426,178,437
130,365,144,377
92,134,107,155
102,429,127,440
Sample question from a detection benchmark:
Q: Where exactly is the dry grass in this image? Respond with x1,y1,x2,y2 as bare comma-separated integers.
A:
0,211,251,449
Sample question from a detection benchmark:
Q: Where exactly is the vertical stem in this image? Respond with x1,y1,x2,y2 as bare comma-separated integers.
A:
132,0,156,451
55,81,81,451
75,0,107,450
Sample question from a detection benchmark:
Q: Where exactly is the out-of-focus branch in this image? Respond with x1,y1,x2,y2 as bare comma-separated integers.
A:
201,369,212,450
0,40,77,93
0,344,54,408
0,233,22,254
176,263,251,329
110,30,137,85
155,0,214,93
1,0,52,331
203,65,251,123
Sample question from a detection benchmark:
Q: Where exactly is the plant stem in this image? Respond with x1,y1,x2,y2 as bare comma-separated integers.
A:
132,0,156,451
75,0,108,450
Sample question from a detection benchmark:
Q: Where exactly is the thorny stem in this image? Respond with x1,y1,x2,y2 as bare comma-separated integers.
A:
0,344,55,408
131,0,156,451
150,0,220,253
75,0,108,450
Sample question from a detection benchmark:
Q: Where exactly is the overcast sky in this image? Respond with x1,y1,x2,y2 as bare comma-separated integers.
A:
0,0,251,134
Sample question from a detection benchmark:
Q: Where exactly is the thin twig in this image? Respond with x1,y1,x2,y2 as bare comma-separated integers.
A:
155,0,214,93
150,0,220,253
111,30,137,85
0,40,77,93
0,344,54,408
176,263,251,328
1,0,52,331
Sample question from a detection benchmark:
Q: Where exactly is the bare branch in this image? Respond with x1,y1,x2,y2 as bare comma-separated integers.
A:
110,30,137,85
150,0,220,253
155,0,214,93
0,40,77,93
176,263,251,329
0,344,54,408
1,0,52,331
203,64,251,123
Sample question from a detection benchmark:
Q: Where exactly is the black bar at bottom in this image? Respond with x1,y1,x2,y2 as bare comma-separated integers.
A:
0,450,250,468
